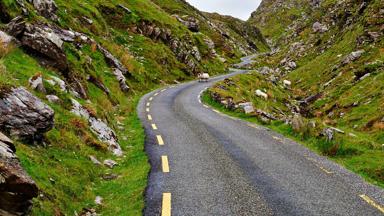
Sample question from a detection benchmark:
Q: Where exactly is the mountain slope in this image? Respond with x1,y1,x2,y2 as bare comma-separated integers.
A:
208,0,384,187
0,0,267,215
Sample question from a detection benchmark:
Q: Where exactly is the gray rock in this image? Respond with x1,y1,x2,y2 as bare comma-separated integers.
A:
291,114,305,133
89,117,123,156
322,128,334,141
0,87,54,140
103,159,117,169
243,105,255,114
29,74,46,93
342,50,365,65
30,0,58,21
20,23,68,71
5,16,26,37
89,155,102,166
46,95,60,103
173,15,200,32
0,133,38,216
71,99,123,156
0,30,13,45
97,45,130,92
287,61,297,69
118,4,131,14
94,196,103,205
258,66,273,75
47,75,67,92
312,22,328,33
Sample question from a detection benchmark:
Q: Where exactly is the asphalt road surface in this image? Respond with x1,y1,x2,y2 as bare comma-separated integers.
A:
138,67,384,216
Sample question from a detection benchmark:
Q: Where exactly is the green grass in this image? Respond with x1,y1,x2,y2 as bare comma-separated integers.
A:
201,91,384,188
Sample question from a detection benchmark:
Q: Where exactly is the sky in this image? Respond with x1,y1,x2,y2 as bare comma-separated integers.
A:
186,0,262,21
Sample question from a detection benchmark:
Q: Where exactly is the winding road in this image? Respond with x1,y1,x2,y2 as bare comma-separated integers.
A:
138,60,384,215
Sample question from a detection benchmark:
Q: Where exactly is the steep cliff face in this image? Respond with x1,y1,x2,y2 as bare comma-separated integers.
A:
0,0,267,215
208,0,384,186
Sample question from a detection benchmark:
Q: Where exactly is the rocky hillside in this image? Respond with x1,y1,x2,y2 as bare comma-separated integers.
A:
208,0,384,187
0,0,267,215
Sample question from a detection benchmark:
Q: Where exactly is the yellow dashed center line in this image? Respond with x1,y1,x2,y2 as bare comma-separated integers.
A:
154,93,159,96
149,97,153,101
161,155,170,173
319,166,333,174
359,194,384,213
305,156,334,175
161,89,166,92
247,123,260,129
146,102,150,107
157,135,164,145
161,193,171,216
152,124,158,130
146,108,150,112
148,115,152,121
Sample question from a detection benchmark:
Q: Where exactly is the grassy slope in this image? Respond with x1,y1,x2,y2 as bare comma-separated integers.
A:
208,0,384,187
0,0,261,214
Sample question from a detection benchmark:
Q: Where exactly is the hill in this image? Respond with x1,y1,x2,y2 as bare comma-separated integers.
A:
207,0,384,187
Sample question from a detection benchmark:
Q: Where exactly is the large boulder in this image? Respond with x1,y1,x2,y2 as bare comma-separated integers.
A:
0,132,38,216
5,17,68,71
0,87,54,140
21,24,68,71
29,0,58,21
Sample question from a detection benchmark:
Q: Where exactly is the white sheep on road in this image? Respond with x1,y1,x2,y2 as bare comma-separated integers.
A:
255,89,268,99
198,73,210,82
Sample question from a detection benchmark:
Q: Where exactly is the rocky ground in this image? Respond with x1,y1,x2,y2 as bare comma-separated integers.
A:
208,0,384,188
0,0,267,215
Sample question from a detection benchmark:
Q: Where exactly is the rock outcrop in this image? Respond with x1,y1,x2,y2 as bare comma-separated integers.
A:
134,21,202,74
5,17,68,71
0,132,38,216
173,15,200,32
0,87,54,141
71,99,123,156
30,0,58,21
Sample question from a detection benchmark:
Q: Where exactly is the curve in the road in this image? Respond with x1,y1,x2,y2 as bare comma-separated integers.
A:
138,68,384,216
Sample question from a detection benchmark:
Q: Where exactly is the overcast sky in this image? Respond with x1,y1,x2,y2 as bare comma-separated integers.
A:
186,0,262,20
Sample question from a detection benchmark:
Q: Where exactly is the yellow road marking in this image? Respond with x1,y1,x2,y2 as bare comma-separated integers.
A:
203,105,209,108
149,97,153,101
154,93,159,96
319,166,333,174
146,108,150,112
157,135,164,145
161,156,170,173
161,89,166,92
162,193,171,216
146,102,150,107
152,124,158,130
213,109,220,114
148,115,152,121
359,194,384,213
306,157,334,174
247,123,259,129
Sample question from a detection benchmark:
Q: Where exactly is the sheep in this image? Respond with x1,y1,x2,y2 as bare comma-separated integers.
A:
283,80,292,87
198,73,210,82
255,89,268,99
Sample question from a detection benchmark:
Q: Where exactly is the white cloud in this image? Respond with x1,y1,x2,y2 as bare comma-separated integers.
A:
186,0,262,20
